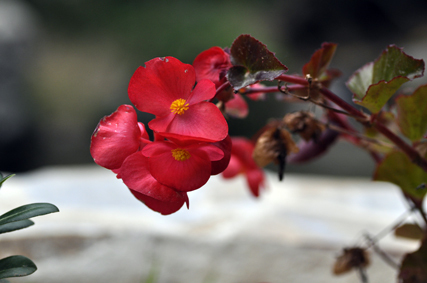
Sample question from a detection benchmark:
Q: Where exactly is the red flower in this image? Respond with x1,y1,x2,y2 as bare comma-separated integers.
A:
128,57,228,142
193,46,232,88
92,56,233,215
224,93,249,118
120,151,188,215
222,137,266,197
141,140,224,192
90,104,149,170
210,135,232,175
90,105,188,215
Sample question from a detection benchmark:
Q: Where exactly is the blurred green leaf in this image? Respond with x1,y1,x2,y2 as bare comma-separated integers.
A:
399,239,427,282
364,111,396,154
0,203,59,226
0,174,14,189
302,42,337,79
0,256,37,279
396,85,427,141
347,45,424,113
0,219,34,234
227,34,288,89
374,150,427,200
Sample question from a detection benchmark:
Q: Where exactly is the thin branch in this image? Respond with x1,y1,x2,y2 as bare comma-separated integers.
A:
364,234,400,270
325,123,395,149
319,87,370,123
276,74,309,85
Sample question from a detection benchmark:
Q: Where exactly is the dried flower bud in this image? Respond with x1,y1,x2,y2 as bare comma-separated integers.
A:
253,127,299,180
333,247,370,275
283,111,325,142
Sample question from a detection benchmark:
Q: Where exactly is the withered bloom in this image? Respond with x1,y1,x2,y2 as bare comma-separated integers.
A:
253,127,299,180
333,248,370,283
283,111,325,142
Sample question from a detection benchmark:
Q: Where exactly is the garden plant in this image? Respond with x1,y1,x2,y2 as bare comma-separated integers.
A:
90,34,427,282
0,173,58,281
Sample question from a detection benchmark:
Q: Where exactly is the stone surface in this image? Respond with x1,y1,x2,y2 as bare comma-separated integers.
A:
0,165,421,283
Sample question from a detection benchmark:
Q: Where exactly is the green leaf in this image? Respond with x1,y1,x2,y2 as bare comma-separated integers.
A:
0,174,14,189
0,219,34,234
399,239,427,283
396,84,427,141
347,45,424,113
356,76,410,113
374,150,427,200
302,42,337,79
0,203,59,226
227,34,288,90
0,255,37,279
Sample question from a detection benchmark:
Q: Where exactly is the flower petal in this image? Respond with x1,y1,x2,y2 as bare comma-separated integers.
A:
209,136,232,175
120,151,187,213
128,57,196,116
159,102,228,142
222,155,241,178
143,143,212,192
225,93,249,118
90,105,141,170
129,189,187,215
245,168,266,197
187,79,217,105
193,46,231,87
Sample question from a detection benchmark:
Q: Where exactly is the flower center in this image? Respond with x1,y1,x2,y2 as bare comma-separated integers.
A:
171,148,191,161
170,99,189,115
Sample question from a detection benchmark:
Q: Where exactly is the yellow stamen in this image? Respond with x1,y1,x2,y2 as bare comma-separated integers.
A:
170,98,189,115
171,148,191,161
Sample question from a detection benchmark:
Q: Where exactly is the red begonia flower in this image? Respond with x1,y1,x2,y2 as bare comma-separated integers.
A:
193,46,232,87
128,57,228,142
224,93,249,118
210,135,232,175
142,140,224,192
222,137,266,197
120,151,188,215
90,105,149,170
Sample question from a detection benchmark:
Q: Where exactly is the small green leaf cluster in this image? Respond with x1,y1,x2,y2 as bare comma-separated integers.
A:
0,173,59,281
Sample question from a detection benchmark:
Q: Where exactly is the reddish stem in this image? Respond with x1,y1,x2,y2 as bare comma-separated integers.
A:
276,74,427,172
278,75,369,121
276,74,309,85
319,87,369,122
241,85,306,94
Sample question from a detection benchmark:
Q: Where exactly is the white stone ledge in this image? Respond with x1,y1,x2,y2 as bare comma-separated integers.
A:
0,165,420,283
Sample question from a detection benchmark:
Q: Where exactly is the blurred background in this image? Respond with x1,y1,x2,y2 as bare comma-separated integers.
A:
2,0,427,176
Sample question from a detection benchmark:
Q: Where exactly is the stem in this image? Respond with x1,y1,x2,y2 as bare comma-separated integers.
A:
404,193,427,227
365,234,399,270
241,85,306,94
276,74,309,85
326,124,395,149
277,74,370,121
277,75,427,172
319,87,369,122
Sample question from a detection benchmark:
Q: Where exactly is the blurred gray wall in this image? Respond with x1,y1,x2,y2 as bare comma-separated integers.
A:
2,0,427,176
